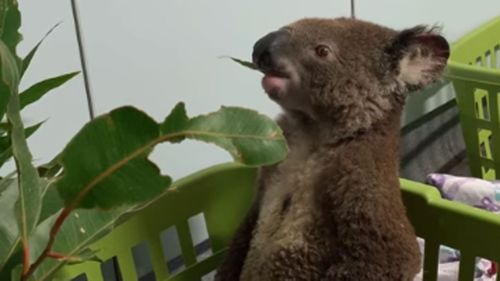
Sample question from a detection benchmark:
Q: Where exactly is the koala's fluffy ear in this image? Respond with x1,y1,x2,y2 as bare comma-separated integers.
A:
386,26,450,87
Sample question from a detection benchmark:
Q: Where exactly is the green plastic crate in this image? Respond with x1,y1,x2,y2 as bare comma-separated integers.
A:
447,16,500,180
52,163,500,281
54,164,257,281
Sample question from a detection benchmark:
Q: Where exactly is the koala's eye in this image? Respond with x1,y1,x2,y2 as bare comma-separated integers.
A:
315,45,331,58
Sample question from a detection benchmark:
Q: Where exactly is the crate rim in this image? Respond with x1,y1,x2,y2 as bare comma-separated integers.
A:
445,15,500,85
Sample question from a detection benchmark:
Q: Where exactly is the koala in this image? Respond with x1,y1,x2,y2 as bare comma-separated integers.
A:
215,17,449,281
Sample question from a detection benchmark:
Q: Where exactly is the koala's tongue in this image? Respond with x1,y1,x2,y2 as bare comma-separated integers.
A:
262,75,287,96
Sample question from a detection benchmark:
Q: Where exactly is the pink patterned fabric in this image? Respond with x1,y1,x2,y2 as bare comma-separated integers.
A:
419,173,499,280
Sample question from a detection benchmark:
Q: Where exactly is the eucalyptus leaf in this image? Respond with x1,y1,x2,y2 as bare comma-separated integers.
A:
160,102,188,143
29,205,133,281
0,39,18,123
0,171,14,195
0,177,48,281
0,122,10,131
36,155,61,179
0,0,22,67
28,184,181,280
4,40,43,269
38,182,62,224
0,1,7,36
64,248,102,265
21,23,61,77
0,128,9,151
0,39,19,93
0,251,21,281
161,103,288,166
0,176,20,272
10,264,21,281
23,122,43,138
0,82,8,118
55,106,172,209
0,122,45,170
19,72,79,110
223,56,258,71
55,103,286,210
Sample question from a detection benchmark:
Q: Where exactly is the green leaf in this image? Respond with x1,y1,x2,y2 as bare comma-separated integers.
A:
0,39,19,92
0,122,10,131
0,251,21,281
64,248,102,265
0,171,14,195
0,0,22,165
21,22,61,77
10,264,21,281
223,56,258,71
26,103,286,279
161,102,189,143
161,103,288,166
0,82,9,118
0,130,9,153
0,122,45,170
0,1,7,35
36,154,62,179
55,103,287,210
38,182,62,224
0,178,49,280
0,0,22,65
4,40,43,268
23,122,42,138
19,72,79,110
28,185,174,280
0,39,18,121
0,176,20,272
55,107,172,209
28,205,135,280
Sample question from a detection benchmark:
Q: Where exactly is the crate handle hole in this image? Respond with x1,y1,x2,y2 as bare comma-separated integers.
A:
485,50,492,68
101,256,122,281
160,225,185,274
188,212,213,261
132,242,156,281
477,56,483,66
494,45,500,69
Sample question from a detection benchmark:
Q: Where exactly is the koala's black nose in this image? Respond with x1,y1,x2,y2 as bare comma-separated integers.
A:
252,30,290,70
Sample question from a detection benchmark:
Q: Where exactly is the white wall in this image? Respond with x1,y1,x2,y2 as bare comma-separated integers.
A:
356,0,500,42
16,1,500,180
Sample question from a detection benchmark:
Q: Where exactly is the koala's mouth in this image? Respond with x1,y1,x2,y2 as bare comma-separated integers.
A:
261,71,290,100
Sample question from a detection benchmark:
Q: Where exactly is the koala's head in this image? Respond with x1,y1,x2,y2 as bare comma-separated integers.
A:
252,18,449,134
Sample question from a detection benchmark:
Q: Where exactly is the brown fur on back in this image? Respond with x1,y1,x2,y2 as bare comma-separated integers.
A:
216,17,449,281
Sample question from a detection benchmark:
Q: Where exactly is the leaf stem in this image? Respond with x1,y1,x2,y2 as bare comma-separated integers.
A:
47,252,69,260
22,207,71,280
21,239,30,274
